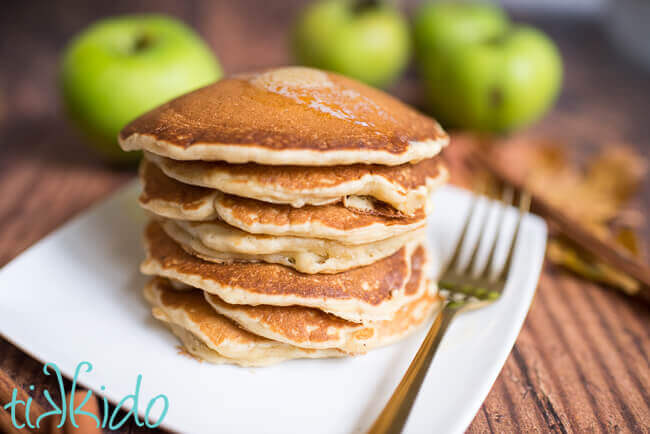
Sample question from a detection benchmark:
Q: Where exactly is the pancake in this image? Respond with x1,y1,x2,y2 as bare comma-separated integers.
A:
144,152,447,216
213,190,430,243
160,218,425,274
139,159,428,244
141,221,430,322
144,278,343,366
120,67,448,166
138,159,217,221
205,274,442,354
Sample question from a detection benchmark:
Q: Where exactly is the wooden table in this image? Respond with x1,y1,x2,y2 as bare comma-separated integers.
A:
1,2,648,433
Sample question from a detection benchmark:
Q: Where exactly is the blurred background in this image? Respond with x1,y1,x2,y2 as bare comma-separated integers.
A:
0,0,648,286
1,1,649,145
0,1,649,432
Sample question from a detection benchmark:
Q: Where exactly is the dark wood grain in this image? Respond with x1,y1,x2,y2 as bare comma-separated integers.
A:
0,2,648,434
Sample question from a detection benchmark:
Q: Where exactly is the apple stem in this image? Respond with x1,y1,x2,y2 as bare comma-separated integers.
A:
485,31,511,47
489,87,504,108
133,33,153,53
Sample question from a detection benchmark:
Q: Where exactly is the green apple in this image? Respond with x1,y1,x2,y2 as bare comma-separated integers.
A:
292,0,410,88
60,15,222,163
413,2,509,57
413,2,562,132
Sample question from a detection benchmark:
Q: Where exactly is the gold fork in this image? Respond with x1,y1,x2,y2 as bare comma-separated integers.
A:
368,188,531,434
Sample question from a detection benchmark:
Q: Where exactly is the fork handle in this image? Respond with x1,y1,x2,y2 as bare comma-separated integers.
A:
368,304,458,434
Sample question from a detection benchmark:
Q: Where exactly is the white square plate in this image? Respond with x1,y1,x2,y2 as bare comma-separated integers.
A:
0,183,546,434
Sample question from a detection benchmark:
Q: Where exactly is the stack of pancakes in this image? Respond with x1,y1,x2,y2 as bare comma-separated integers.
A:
119,67,450,367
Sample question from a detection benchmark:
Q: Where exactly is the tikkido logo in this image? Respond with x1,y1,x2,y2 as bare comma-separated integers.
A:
2,361,169,431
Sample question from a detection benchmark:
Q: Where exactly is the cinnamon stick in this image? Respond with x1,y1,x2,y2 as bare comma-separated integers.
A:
0,368,59,434
0,407,24,434
63,391,101,434
474,151,650,300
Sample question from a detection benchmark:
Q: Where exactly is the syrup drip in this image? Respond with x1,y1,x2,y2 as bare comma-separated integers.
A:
248,67,397,131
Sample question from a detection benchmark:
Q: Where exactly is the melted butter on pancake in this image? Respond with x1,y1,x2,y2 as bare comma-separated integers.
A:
119,67,448,165
249,67,396,130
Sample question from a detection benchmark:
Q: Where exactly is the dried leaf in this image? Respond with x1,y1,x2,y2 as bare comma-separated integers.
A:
461,133,648,293
488,138,647,227
564,146,648,224
585,146,648,203
614,227,641,257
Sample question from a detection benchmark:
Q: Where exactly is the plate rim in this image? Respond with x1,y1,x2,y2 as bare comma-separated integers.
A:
0,182,548,434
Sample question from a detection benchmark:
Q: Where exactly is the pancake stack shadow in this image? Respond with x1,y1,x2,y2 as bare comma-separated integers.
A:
119,67,450,367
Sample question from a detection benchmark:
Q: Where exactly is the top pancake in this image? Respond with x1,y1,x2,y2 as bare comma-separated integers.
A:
119,67,448,166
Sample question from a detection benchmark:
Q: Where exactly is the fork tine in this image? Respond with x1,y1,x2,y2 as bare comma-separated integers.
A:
500,185,515,207
444,196,479,274
479,186,514,280
495,190,531,282
460,198,491,276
